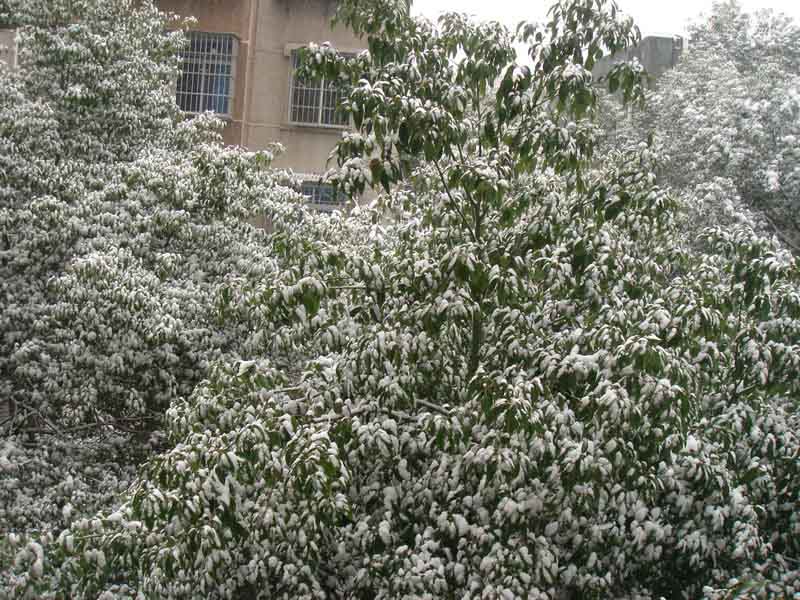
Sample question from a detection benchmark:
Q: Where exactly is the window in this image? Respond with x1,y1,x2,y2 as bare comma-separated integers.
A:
177,32,237,116
289,49,350,127
301,180,347,210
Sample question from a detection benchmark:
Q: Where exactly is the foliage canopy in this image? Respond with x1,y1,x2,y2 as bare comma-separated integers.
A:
1,1,799,599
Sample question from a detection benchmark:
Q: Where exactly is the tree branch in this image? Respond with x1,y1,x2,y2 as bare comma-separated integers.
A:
416,398,451,416
433,159,476,242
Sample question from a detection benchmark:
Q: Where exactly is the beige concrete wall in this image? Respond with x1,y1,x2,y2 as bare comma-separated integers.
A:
156,0,363,178
158,0,252,35
243,0,362,176
0,29,16,69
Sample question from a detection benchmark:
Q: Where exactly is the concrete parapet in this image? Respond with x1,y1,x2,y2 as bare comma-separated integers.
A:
592,36,683,87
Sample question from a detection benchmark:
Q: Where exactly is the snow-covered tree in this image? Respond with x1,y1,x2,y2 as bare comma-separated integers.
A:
18,1,796,599
0,0,374,594
608,0,800,253
0,0,307,433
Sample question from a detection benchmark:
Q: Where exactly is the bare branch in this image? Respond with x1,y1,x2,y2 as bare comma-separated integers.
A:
416,398,450,416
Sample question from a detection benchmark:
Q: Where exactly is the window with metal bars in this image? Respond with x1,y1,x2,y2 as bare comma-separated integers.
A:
177,32,237,116
301,180,347,209
289,49,350,127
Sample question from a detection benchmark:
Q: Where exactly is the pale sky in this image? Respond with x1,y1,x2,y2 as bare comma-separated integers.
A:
412,1,800,39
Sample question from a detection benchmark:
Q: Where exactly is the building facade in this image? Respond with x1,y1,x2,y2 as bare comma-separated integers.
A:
155,0,365,208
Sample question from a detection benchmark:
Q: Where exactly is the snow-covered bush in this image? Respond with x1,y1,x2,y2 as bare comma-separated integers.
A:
0,434,140,597
3,0,798,598
57,165,800,600
28,1,795,599
0,0,307,431
1,0,368,594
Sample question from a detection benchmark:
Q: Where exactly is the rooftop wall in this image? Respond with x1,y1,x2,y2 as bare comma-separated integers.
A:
592,36,683,86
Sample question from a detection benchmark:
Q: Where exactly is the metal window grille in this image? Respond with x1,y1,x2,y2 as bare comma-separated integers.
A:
177,32,237,116
290,50,350,126
301,180,346,208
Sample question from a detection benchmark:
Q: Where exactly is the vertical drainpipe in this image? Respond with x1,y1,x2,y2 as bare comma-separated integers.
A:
240,0,259,147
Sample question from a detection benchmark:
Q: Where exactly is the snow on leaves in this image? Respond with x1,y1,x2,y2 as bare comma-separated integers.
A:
1,0,799,599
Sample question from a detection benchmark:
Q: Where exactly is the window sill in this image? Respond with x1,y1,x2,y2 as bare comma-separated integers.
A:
182,111,236,122
286,121,349,133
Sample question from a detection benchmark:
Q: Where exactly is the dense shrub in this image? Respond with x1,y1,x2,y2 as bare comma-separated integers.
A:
2,0,798,598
